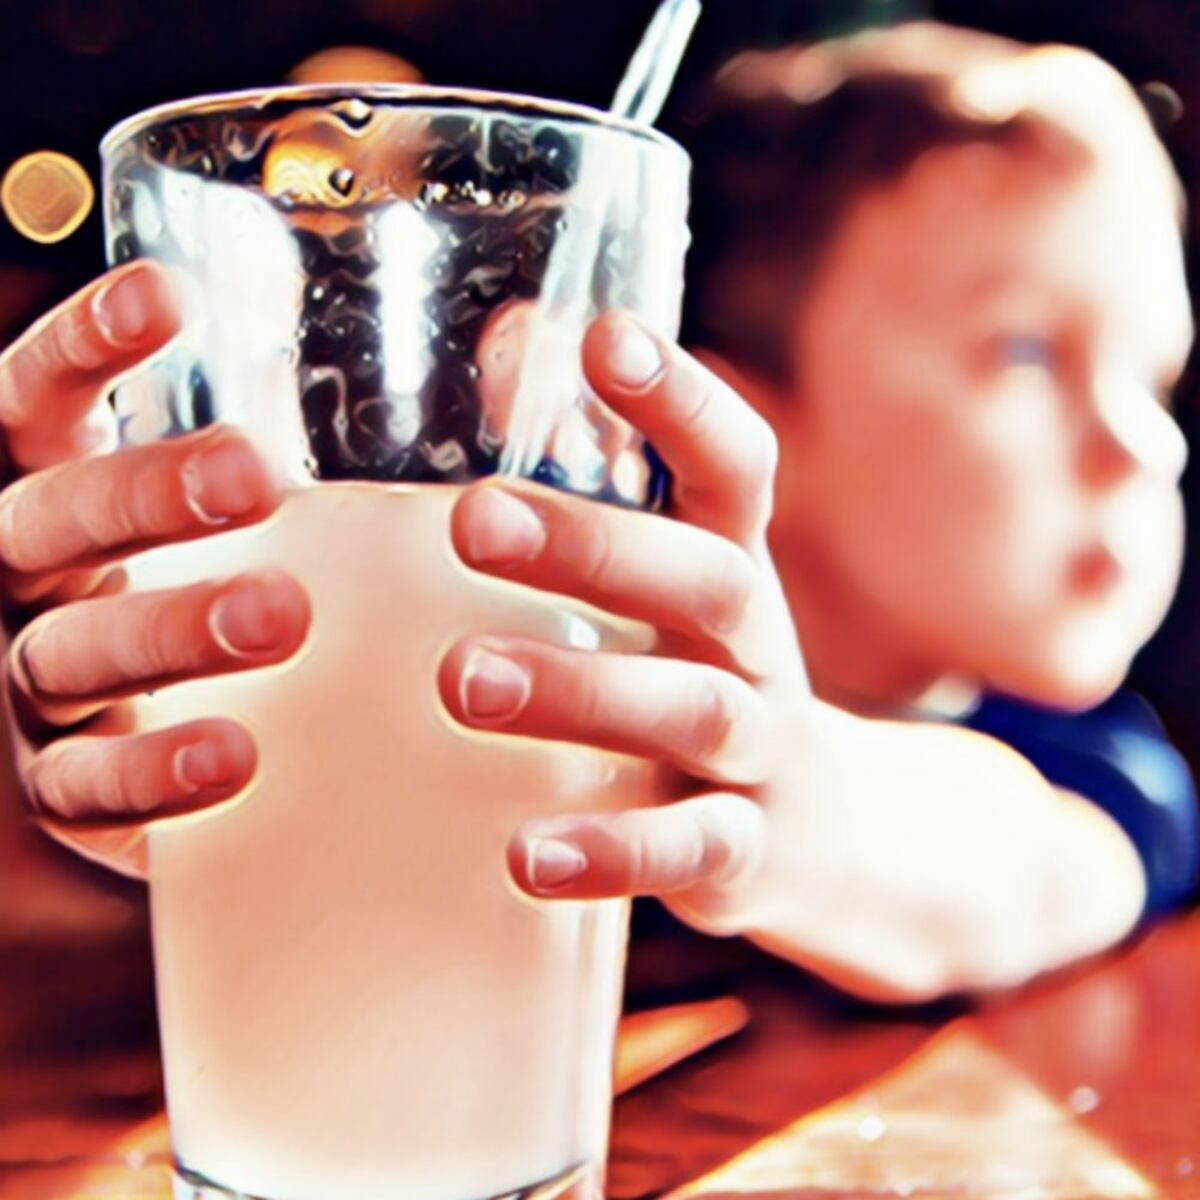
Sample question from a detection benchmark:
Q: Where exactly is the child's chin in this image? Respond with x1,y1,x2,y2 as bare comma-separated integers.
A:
1000,656,1130,713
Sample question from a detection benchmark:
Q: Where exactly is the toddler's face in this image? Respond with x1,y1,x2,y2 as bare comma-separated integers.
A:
782,139,1191,707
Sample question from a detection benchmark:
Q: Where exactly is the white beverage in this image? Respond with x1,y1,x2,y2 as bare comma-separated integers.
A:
124,483,659,1200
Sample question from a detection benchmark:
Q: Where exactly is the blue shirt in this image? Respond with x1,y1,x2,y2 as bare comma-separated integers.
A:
963,690,1200,917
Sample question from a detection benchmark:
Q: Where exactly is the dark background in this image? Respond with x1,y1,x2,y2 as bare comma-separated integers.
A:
1,0,1198,759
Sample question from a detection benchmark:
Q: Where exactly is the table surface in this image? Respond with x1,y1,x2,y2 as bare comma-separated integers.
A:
3,906,1200,1200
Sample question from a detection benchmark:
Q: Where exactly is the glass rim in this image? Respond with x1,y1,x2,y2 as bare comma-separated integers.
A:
100,82,689,162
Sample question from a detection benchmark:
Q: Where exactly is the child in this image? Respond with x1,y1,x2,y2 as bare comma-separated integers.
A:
677,20,1199,950
0,23,1193,1002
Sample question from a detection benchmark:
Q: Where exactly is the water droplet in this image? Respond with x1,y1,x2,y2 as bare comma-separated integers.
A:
1176,1157,1195,1177
1066,1085,1100,1114
331,98,374,131
419,181,449,207
425,438,468,473
130,181,163,245
329,167,355,197
497,190,528,211
474,188,493,207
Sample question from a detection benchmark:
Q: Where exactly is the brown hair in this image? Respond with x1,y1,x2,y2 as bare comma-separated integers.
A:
679,22,1169,386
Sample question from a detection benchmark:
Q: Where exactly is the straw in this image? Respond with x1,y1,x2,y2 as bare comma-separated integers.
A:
497,0,703,481
611,0,704,125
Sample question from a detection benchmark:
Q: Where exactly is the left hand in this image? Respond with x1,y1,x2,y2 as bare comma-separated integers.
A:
438,311,809,924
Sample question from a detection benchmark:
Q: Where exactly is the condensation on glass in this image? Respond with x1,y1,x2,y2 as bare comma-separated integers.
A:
102,85,690,508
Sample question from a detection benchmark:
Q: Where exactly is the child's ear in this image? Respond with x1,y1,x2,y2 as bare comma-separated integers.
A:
688,346,788,421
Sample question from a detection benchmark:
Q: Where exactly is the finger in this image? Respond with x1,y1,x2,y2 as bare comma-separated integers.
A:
439,636,770,786
4,563,127,615
507,792,766,900
25,718,256,823
0,260,181,470
0,425,277,577
451,480,775,676
582,311,778,544
10,570,310,726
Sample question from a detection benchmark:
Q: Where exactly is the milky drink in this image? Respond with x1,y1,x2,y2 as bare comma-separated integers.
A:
126,483,658,1200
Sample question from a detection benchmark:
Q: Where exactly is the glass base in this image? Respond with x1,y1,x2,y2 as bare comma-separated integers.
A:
172,1158,599,1200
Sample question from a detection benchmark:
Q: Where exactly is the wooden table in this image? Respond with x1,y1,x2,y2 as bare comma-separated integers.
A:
3,906,1200,1200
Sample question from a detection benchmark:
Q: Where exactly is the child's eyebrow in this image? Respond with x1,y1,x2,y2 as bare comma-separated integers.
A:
952,267,1029,304
950,270,1062,326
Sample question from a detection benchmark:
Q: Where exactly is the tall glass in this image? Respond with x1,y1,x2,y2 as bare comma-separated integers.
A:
97,87,690,1200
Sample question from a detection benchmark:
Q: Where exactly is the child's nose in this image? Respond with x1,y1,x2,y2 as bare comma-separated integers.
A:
1077,371,1187,489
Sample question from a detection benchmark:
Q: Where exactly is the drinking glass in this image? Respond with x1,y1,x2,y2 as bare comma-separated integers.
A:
95,85,690,1200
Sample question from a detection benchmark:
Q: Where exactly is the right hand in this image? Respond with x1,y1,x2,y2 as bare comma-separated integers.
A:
0,261,311,840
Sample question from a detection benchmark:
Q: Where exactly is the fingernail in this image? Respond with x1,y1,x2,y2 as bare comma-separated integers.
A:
93,266,152,346
174,741,238,793
183,437,265,524
463,488,545,564
527,836,588,891
460,648,531,721
609,315,664,390
211,578,290,656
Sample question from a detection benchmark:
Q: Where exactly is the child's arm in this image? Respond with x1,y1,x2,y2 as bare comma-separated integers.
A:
451,317,1157,1003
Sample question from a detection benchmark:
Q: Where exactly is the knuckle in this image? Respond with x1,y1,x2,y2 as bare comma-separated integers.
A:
113,745,160,814
0,482,36,572
679,372,718,437
114,461,165,537
697,545,756,636
685,677,740,766
75,467,143,549
125,597,185,681
607,813,651,887
24,755,68,819
47,302,106,374
557,511,617,592
568,660,607,736
689,805,739,880
677,812,715,880
91,753,134,816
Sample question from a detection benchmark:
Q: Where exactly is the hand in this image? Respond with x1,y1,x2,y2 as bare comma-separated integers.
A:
441,311,810,924
441,312,1145,1005
0,262,310,852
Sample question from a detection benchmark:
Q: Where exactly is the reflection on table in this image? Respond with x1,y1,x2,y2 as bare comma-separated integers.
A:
3,906,1200,1200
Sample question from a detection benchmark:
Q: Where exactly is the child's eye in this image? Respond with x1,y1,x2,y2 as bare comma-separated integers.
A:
996,334,1056,368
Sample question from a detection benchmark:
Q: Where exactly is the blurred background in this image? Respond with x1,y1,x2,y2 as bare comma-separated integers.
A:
2,0,1199,1044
